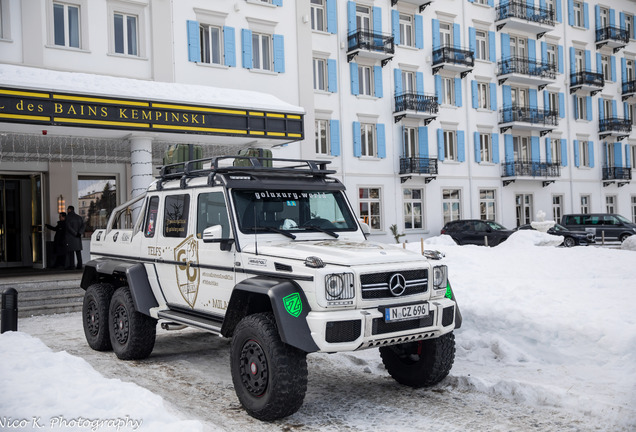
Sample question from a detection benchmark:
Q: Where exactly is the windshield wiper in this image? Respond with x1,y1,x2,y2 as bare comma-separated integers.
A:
252,226,297,239
303,224,339,238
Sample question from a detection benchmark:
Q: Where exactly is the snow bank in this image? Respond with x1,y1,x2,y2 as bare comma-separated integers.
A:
496,229,563,248
422,234,457,246
0,332,203,432
621,235,636,251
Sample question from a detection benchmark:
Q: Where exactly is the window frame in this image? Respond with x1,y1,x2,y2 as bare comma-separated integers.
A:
403,126,417,158
199,23,223,65
50,1,85,49
441,76,455,105
576,96,587,121
359,187,382,231
360,122,377,157
358,65,374,96
477,81,490,110
310,0,326,32
573,1,583,27
313,57,327,91
552,194,563,224
475,30,488,61
550,138,561,164
479,189,497,221
251,31,273,71
113,11,138,56
315,119,330,155
403,188,424,230
579,140,591,167
443,130,457,161
580,194,590,214
605,195,616,214
399,13,414,47
107,1,146,58
442,189,462,224
480,132,492,162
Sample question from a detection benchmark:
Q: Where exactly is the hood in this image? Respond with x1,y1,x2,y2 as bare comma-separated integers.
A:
242,240,426,266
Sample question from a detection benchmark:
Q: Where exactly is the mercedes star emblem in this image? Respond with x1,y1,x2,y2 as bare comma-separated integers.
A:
389,273,406,296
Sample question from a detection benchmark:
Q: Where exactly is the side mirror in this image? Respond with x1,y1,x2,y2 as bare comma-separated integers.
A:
360,222,371,239
203,225,234,251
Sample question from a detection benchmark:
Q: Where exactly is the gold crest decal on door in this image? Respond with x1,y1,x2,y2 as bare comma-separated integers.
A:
174,234,200,308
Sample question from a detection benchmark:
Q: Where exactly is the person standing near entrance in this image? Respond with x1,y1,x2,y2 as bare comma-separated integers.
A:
65,206,85,270
45,212,68,268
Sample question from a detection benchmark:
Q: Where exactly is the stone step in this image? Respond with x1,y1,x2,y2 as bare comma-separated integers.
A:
0,277,84,318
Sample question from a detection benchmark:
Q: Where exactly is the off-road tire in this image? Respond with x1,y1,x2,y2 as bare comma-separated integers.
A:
82,283,114,351
380,332,455,388
230,312,308,421
108,286,157,360
563,236,576,247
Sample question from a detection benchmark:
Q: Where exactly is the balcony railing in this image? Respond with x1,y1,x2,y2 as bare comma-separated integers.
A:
599,117,632,133
502,160,561,178
500,105,559,126
432,46,475,69
394,93,439,115
570,71,604,88
496,1,555,26
347,30,395,56
596,26,630,44
498,56,557,79
602,166,632,181
622,80,636,96
399,157,438,175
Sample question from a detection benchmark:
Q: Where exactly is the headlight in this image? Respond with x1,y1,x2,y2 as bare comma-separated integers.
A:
325,273,355,303
433,265,448,290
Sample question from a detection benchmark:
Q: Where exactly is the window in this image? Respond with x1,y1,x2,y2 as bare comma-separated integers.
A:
399,14,414,47
403,126,417,157
53,2,80,48
546,0,556,17
546,44,557,68
552,195,563,224
114,12,138,55
606,195,616,214
632,145,636,167
442,77,455,105
360,123,376,157
579,140,591,167
581,195,590,214
628,103,636,126
603,99,613,119
402,70,415,93
509,36,527,59
475,30,488,61
515,194,533,226
479,190,496,221
78,176,117,233
164,194,190,238
359,187,382,230
197,192,230,239
200,24,222,65
143,196,159,238
548,91,559,114
626,15,634,39
632,196,636,222
599,7,609,28
576,96,587,120
356,5,371,32
442,189,461,224
550,138,561,164
478,82,490,109
627,59,635,82
252,32,272,71
443,130,456,161
601,55,610,81
513,136,531,162
480,133,492,162
313,58,327,91
310,0,325,32
475,0,488,4
403,188,423,229
315,119,330,155
358,65,373,96
439,22,452,47
573,1,583,27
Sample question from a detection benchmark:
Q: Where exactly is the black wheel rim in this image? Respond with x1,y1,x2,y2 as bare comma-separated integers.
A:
85,299,99,337
112,304,129,345
564,237,575,247
239,339,268,396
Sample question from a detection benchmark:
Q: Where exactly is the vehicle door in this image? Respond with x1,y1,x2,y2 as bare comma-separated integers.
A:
602,215,621,240
462,221,484,245
136,195,164,302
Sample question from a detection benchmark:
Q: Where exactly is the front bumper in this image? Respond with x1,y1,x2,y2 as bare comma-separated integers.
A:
306,297,457,352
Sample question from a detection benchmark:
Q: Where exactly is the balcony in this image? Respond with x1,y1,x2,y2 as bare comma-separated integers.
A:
569,71,604,96
497,56,557,90
495,1,555,38
347,30,394,66
602,166,632,186
599,117,632,140
622,80,636,102
499,105,559,135
399,157,438,183
596,26,630,53
501,160,561,186
432,46,474,78
393,93,439,124
390,0,433,12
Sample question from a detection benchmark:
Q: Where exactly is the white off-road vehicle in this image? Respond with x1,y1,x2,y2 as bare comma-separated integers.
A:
80,156,461,420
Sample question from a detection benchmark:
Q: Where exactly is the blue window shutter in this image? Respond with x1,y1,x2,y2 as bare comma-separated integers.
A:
561,139,568,166
622,58,627,84
457,131,465,162
392,10,400,45
556,0,563,23
330,120,340,156
453,24,461,50
505,134,514,162
347,1,357,34
223,26,236,67
374,66,383,98
528,39,536,63
612,100,617,118
418,127,428,158
543,90,550,111
620,12,626,30
559,92,565,118
489,31,496,62
273,35,285,73
610,9,615,27
573,140,580,166
241,29,252,69
328,59,338,93
492,133,500,163
625,102,629,119
490,83,497,110
569,47,576,74
529,88,538,110
327,0,337,34
614,142,623,166
272,0,282,6
541,41,548,64
489,0,495,6
474,132,481,163
415,15,424,49
568,0,574,26
626,143,632,168
583,2,589,29
501,33,510,60
573,95,578,119
353,122,362,157
545,138,552,163
394,68,403,95
350,62,359,95
589,141,595,167
585,50,591,71
432,19,440,50
435,75,442,104
598,98,604,119
595,5,600,30
455,78,462,107
503,85,512,107
469,27,476,55
187,20,201,62
416,72,424,94
468,0,474,3
377,124,386,158
471,80,478,109
531,136,540,162
373,7,382,33
596,53,602,75
558,45,564,73
437,129,445,161
586,96,592,120
611,56,616,82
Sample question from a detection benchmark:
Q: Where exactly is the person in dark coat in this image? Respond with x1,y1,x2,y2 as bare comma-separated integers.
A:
45,212,67,268
65,206,85,270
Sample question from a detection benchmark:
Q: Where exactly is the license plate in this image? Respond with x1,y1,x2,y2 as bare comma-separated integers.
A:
384,303,429,323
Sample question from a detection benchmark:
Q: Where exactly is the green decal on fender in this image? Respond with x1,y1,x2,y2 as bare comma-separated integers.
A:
283,293,302,317
445,282,453,299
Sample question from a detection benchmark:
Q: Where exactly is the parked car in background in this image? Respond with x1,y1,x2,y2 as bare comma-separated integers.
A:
441,219,514,246
561,214,636,243
516,223,596,247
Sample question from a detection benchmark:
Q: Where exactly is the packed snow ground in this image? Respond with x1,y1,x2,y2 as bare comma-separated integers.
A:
2,231,635,431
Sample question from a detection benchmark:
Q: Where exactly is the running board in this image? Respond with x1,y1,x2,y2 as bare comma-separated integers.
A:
157,309,223,335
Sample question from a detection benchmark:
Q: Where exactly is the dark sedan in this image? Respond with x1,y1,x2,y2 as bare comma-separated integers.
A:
441,219,514,246
516,223,596,247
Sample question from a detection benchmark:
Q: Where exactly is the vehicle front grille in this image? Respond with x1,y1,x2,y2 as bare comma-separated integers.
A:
372,311,435,335
360,269,428,299
326,320,362,343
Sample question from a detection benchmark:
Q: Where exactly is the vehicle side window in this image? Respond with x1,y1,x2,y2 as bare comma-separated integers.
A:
143,196,160,238
163,194,190,238
475,222,488,231
604,216,618,225
197,192,231,238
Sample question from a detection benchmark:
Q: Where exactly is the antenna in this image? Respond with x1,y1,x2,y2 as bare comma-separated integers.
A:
253,201,259,256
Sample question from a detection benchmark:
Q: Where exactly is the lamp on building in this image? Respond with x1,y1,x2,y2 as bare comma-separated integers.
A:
57,195,65,214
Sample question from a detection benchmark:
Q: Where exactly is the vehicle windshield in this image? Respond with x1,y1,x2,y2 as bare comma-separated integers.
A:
485,221,507,230
232,189,359,235
552,224,567,232
615,214,631,224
